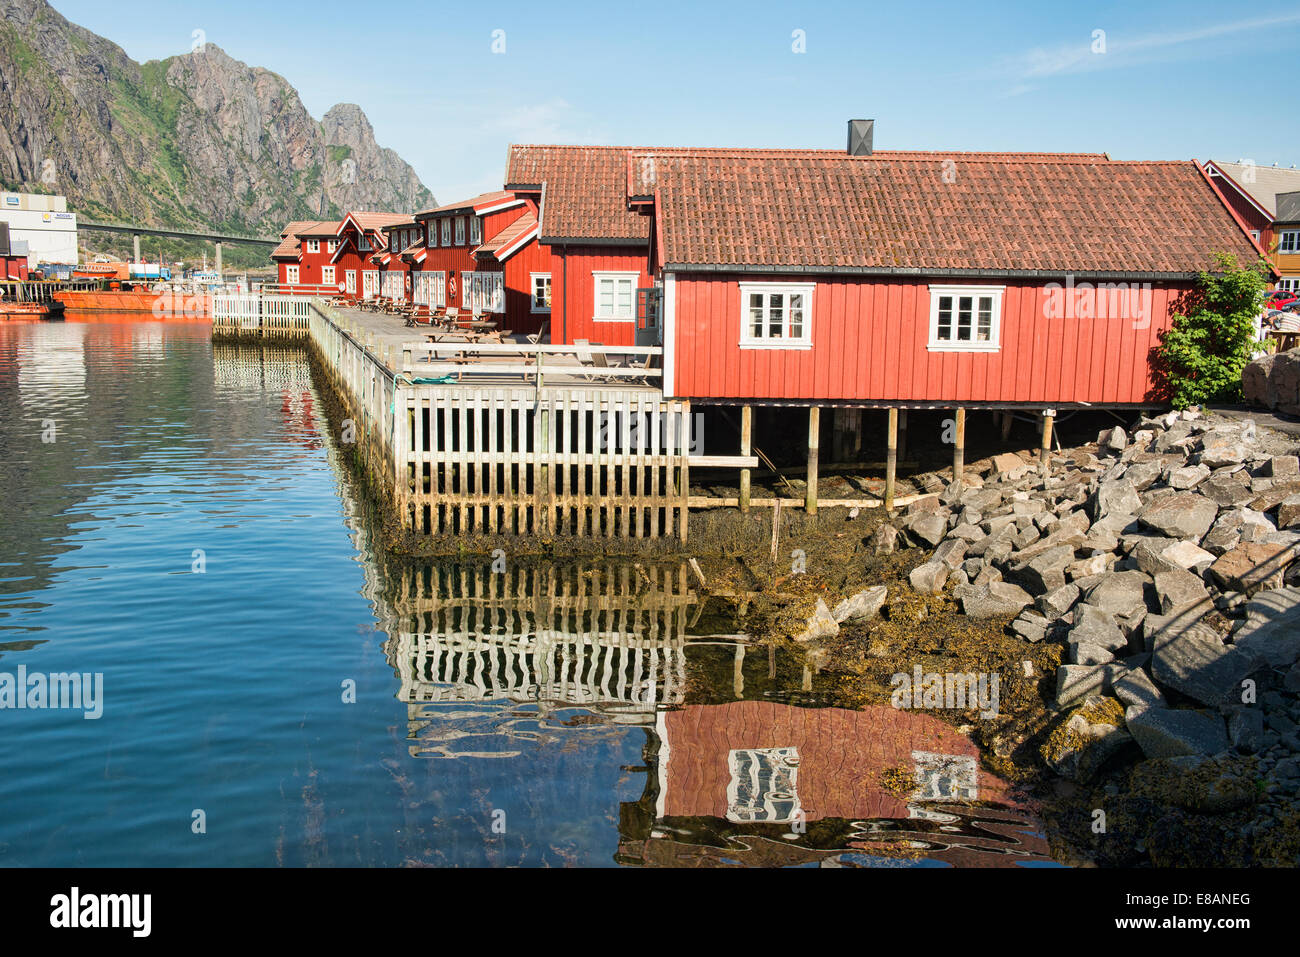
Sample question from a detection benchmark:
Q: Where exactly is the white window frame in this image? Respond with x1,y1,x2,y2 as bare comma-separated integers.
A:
321,265,336,287
738,282,814,349
362,269,379,299
1280,230,1300,255
345,270,356,295
1278,278,1300,292
382,270,406,301
461,271,505,313
927,284,1004,352
441,219,451,246
455,217,466,245
326,239,339,253
530,272,552,313
470,216,482,245
415,270,447,308
306,239,320,254
285,265,299,284
358,234,372,252
592,271,639,321
426,222,437,248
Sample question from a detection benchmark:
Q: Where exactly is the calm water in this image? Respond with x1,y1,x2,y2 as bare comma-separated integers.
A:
0,320,1054,867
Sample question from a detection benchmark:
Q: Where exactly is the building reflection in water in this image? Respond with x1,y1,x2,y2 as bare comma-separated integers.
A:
373,553,1058,867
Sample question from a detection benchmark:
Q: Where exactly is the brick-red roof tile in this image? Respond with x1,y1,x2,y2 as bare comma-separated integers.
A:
645,154,1259,276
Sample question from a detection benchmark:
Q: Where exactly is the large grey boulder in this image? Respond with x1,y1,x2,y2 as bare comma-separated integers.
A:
1125,706,1229,759
908,561,949,595
1007,543,1077,595
792,598,840,643
1091,479,1141,521
1148,615,1258,707
1153,568,1211,616
832,585,888,624
1137,493,1219,542
1069,604,1129,651
961,581,1034,619
1232,586,1300,668
1243,349,1300,416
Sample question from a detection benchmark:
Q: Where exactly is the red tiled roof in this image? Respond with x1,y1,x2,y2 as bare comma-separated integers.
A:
646,154,1260,276
344,211,412,232
271,220,320,260
399,237,428,263
295,220,344,238
416,190,520,217
506,145,649,243
473,211,538,261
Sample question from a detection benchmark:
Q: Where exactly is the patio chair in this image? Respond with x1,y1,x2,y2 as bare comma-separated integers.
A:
526,320,549,346
574,339,614,383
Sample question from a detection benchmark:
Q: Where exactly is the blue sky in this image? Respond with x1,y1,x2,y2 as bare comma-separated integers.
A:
48,0,1300,204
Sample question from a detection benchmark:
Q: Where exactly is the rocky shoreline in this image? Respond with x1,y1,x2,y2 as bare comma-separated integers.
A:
779,408,1300,865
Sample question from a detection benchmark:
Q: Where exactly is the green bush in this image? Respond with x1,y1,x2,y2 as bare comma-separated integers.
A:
1155,253,1270,409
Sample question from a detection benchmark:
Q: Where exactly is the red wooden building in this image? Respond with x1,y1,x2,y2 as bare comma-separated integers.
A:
410,190,551,337
332,211,411,301
272,212,410,298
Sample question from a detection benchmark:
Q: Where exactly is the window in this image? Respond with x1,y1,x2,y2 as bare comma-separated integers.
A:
1250,230,1261,243
345,270,356,294
321,266,336,287
1279,278,1300,292
530,273,552,313
358,234,371,251
455,217,466,245
285,265,299,284
739,282,814,348
327,239,338,253
306,239,320,254
362,270,379,299
593,271,638,320
415,271,447,308
461,271,505,313
927,284,1003,351
470,216,482,245
725,747,801,824
1281,231,1300,254
441,219,451,246
426,222,437,248
382,271,406,301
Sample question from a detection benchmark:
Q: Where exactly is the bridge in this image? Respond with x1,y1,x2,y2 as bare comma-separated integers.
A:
78,220,279,272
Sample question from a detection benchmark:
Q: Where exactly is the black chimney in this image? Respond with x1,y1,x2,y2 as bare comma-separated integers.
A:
847,119,874,156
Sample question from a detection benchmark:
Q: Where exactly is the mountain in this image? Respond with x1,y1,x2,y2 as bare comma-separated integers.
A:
0,0,435,240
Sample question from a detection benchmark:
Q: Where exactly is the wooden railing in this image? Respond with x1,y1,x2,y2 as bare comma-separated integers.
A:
211,294,313,335
400,340,663,387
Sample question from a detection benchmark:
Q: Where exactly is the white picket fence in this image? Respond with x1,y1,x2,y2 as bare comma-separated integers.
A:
211,294,313,336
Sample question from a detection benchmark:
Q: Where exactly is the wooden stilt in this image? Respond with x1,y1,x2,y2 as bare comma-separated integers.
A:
884,407,898,511
1040,409,1055,476
806,406,820,514
953,407,966,486
898,408,909,462
739,405,752,513
1000,410,1013,441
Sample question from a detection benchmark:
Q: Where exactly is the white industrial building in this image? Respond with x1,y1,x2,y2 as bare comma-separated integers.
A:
0,192,78,266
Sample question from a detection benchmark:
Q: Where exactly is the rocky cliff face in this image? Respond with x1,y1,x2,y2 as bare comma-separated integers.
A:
0,0,434,235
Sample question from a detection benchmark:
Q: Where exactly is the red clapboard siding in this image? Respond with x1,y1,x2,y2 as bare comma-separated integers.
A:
550,245,651,346
671,274,1185,405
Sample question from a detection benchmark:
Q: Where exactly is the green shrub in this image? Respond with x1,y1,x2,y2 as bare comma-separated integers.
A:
1155,253,1270,409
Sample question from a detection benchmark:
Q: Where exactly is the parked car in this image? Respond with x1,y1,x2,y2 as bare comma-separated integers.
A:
1266,289,1299,308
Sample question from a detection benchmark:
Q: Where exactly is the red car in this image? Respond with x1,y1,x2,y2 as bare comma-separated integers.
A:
1267,289,1299,309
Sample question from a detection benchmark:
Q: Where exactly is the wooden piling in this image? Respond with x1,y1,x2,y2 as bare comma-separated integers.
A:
884,407,898,510
898,409,909,462
1040,409,1055,476
953,407,966,486
806,406,820,515
739,405,752,513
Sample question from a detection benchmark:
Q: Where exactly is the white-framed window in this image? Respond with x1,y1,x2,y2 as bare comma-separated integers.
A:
927,284,1003,351
1250,230,1261,243
461,271,505,313
362,270,379,299
441,219,451,246
345,270,356,294
1279,278,1300,292
306,239,320,254
739,282,814,348
382,270,406,301
1280,230,1300,254
426,222,437,248
321,266,336,287
470,216,482,245
285,265,299,284
455,217,466,245
358,234,371,252
530,272,552,313
593,271,638,321
326,239,339,253
725,747,801,824
414,271,447,308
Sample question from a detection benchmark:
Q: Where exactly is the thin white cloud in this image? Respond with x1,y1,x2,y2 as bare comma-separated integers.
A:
1013,11,1300,80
